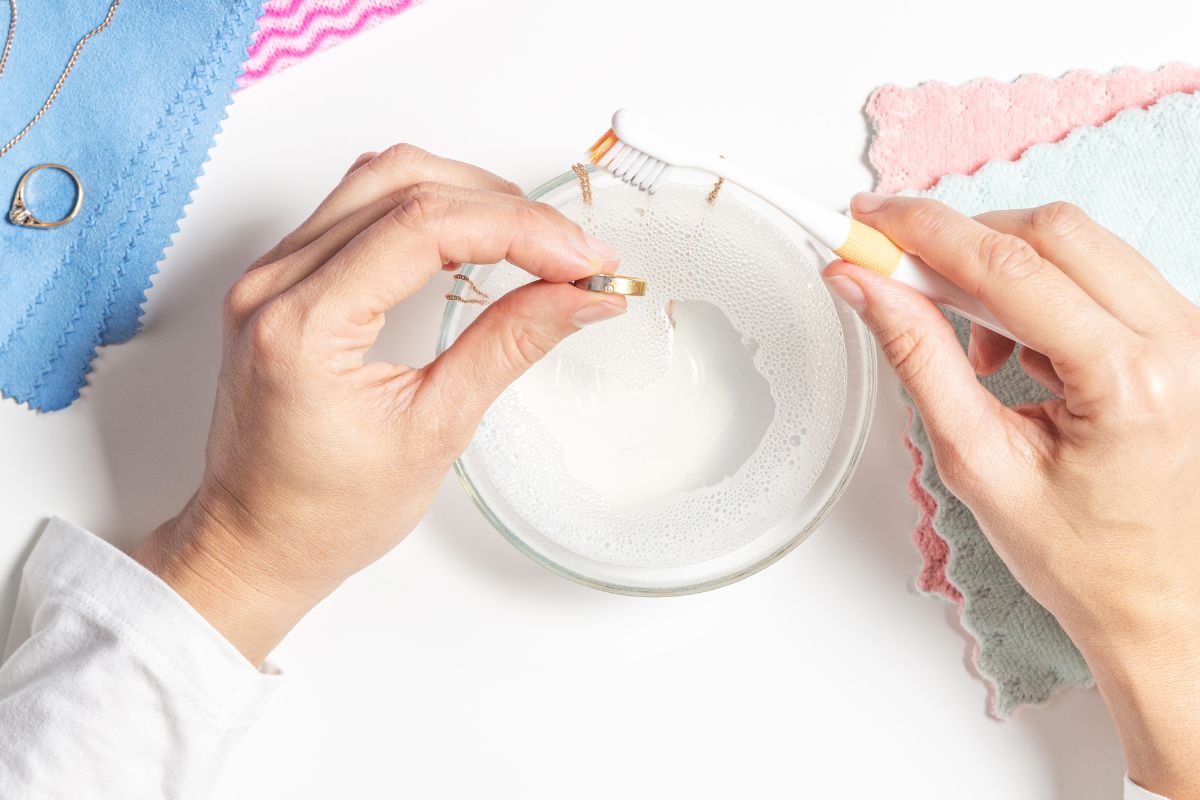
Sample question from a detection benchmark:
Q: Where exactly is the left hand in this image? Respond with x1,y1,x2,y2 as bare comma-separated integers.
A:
133,146,625,664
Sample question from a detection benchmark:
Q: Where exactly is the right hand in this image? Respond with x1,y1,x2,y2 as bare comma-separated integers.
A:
824,194,1200,798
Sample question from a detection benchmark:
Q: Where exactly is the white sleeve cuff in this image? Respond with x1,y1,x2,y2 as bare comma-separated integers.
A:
0,518,282,798
5,516,280,728
1126,774,1172,800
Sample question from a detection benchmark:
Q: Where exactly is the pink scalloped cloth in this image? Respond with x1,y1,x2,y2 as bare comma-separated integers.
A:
868,64,1200,194
241,0,423,88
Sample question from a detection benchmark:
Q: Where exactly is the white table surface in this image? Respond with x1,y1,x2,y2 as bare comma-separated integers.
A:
4,0,1196,796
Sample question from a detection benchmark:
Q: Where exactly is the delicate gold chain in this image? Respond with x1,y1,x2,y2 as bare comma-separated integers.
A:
0,0,15,82
445,273,491,306
0,0,123,159
571,162,592,205
706,176,724,205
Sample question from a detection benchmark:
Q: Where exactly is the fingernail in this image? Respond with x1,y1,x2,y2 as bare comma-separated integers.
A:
579,232,620,265
825,275,866,314
573,298,626,327
851,192,887,214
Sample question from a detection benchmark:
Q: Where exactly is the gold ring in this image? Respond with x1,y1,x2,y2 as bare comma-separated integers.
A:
572,273,647,296
9,163,84,229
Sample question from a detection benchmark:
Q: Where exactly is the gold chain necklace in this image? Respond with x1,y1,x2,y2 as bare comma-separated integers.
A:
0,1,15,83
0,0,123,159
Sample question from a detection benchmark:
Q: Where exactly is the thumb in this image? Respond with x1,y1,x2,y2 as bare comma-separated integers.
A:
823,259,1006,465
418,280,626,448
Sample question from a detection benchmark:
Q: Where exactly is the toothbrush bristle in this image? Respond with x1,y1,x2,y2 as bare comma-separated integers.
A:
601,142,625,170
611,146,637,176
635,157,663,190
586,127,671,192
619,151,648,181
645,158,670,193
587,128,617,164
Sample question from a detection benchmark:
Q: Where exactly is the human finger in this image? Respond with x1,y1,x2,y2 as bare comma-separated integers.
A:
250,182,537,300
259,145,524,266
416,281,626,452
850,194,1131,399
975,203,1184,333
823,260,1009,458
290,190,619,333
343,150,378,179
1018,347,1065,396
967,322,1016,376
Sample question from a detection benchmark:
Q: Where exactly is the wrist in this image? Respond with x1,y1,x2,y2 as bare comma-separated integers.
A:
132,486,328,665
1065,588,1200,798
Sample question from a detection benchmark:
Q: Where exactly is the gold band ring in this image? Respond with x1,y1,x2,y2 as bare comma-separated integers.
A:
572,273,647,296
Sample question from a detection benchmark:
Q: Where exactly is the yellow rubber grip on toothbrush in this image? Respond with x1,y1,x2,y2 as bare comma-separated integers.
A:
834,219,903,277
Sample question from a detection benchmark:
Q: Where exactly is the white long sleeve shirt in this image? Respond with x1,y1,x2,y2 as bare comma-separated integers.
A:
0,518,278,798
0,518,1170,799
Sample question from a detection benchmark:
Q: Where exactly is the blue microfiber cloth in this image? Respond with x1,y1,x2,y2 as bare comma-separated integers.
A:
0,0,260,411
906,90,1200,714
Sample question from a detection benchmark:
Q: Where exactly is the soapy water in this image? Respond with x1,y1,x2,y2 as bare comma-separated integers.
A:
517,298,775,512
453,178,848,569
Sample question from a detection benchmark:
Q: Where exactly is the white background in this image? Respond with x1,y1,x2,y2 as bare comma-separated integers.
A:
3,0,1197,797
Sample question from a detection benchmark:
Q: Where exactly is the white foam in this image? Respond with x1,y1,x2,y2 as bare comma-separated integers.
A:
454,179,848,569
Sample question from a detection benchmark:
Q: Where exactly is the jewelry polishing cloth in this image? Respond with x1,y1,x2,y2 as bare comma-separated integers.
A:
242,0,423,88
0,0,261,411
866,65,1200,715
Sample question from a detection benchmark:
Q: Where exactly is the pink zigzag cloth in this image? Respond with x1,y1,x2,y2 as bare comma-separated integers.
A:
242,0,422,88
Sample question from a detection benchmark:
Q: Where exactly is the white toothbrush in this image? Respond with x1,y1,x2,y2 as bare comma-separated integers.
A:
586,108,1014,341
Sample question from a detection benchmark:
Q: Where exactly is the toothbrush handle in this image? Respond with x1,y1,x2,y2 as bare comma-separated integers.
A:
703,165,1020,343
890,252,1018,343
833,219,1019,344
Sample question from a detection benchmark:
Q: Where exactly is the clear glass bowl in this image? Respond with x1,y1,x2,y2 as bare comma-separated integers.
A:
437,167,876,595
